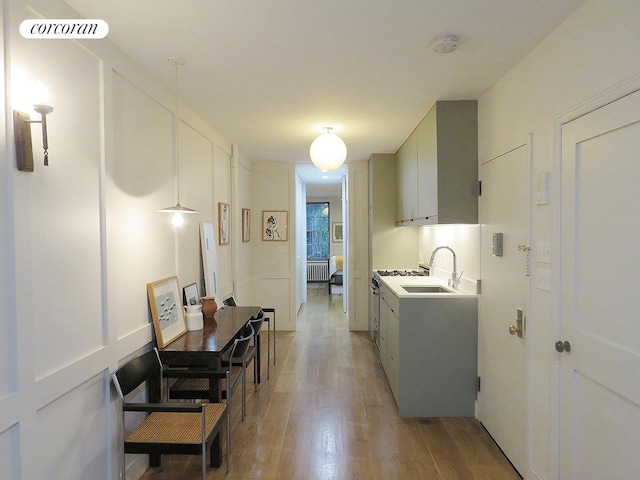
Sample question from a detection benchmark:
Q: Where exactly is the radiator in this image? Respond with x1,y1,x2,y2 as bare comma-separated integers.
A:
307,261,329,282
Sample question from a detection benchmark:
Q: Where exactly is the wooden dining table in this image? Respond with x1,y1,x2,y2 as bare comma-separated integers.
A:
155,305,262,402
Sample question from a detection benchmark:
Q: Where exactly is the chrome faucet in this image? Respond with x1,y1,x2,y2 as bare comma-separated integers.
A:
428,246,462,289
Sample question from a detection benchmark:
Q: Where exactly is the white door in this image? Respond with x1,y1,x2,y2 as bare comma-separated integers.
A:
478,142,529,476
559,89,640,479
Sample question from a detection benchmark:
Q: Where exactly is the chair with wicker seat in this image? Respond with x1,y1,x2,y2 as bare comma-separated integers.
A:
111,348,230,479
165,323,255,426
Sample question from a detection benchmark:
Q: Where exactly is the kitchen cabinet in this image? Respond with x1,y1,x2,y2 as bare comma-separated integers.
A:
380,283,400,402
377,281,478,417
396,100,478,225
395,133,418,222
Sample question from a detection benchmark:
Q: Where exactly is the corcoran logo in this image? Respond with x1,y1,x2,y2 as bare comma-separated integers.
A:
20,19,109,39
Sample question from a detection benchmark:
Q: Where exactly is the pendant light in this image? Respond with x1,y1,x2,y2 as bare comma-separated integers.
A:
159,57,198,226
309,127,347,171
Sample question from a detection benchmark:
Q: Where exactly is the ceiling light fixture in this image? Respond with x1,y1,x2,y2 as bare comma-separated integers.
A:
159,57,198,227
309,127,347,171
431,35,459,54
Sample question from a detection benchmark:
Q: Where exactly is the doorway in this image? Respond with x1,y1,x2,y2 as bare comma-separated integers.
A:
295,164,347,313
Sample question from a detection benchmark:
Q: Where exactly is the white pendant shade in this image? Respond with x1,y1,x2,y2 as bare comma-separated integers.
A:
310,130,347,171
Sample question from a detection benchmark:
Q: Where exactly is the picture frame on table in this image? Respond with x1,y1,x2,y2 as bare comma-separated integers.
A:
262,210,288,241
147,276,187,348
242,208,251,242
218,202,230,245
332,222,343,243
183,282,199,306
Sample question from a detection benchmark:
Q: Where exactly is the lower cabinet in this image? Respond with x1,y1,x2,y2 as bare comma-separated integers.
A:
378,285,478,417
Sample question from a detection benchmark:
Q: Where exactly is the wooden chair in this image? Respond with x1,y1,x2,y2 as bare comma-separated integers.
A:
224,296,276,376
165,323,255,427
111,348,230,479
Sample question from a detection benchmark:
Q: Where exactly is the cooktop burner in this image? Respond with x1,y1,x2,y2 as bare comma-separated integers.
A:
376,269,429,277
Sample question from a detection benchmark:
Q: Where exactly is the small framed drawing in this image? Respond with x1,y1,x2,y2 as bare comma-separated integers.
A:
183,282,199,306
242,208,251,242
218,202,230,245
147,276,187,348
262,210,288,241
332,222,343,243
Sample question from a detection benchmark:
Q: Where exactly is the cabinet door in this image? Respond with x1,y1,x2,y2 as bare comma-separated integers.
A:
387,307,400,403
396,133,417,222
416,107,438,219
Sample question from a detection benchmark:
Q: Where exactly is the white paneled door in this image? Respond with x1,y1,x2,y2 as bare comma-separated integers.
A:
560,89,640,479
478,142,530,476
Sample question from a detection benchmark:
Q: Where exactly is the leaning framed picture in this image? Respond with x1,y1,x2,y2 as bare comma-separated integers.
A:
242,208,251,242
183,282,199,306
147,276,187,348
332,222,343,243
262,210,288,241
218,202,230,245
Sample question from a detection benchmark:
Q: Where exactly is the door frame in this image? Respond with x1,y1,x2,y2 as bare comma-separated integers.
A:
551,73,640,478
478,135,532,475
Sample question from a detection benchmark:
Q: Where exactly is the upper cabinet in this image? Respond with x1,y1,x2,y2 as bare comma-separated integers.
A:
396,101,478,225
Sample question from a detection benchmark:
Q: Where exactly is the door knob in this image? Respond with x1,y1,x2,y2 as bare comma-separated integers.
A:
508,308,524,338
555,340,571,353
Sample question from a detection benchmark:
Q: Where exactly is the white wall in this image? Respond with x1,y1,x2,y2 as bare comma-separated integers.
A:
477,1,640,478
1,0,238,478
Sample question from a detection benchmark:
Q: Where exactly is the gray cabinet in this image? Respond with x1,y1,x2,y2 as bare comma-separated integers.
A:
377,286,478,417
396,100,478,225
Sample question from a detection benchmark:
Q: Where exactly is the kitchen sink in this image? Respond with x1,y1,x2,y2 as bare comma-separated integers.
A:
402,285,453,294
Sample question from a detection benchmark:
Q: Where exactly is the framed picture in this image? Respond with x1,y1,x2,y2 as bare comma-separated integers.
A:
183,282,199,306
332,222,343,243
242,208,251,242
218,202,230,245
262,210,288,241
147,276,187,348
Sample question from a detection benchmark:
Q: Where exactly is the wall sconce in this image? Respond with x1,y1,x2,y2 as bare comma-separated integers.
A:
14,103,54,171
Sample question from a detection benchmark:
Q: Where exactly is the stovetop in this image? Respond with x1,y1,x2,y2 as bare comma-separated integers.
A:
376,269,429,277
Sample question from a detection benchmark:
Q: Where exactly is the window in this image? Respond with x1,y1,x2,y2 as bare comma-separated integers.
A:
306,202,329,259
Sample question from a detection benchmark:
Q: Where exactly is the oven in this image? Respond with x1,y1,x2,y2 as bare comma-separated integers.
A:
370,275,380,352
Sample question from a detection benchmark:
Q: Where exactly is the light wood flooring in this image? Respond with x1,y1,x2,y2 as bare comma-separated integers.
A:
141,284,520,479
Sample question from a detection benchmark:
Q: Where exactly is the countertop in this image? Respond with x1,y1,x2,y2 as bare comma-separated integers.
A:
378,275,477,299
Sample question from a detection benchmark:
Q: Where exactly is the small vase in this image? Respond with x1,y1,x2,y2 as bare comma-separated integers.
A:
200,297,218,320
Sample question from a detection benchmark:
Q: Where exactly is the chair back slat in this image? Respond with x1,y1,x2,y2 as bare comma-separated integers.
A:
112,349,161,399
249,311,265,336
229,323,254,360
223,296,237,306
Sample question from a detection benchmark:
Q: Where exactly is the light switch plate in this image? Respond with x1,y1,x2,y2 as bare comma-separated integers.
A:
536,241,551,264
536,268,551,291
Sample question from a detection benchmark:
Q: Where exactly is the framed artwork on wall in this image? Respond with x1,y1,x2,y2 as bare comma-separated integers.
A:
242,208,251,242
147,276,187,348
262,210,288,241
332,222,343,243
218,202,230,245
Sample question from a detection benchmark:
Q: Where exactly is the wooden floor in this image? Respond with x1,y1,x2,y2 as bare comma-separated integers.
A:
141,285,520,479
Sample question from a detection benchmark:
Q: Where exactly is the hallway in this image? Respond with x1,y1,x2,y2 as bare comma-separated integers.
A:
141,285,519,479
